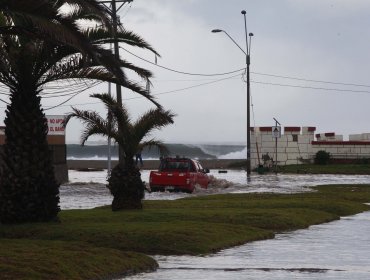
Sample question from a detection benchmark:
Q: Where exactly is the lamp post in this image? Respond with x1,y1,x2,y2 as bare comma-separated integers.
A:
212,10,253,177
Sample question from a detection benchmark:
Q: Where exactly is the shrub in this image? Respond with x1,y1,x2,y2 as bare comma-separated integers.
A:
356,158,370,165
314,150,331,165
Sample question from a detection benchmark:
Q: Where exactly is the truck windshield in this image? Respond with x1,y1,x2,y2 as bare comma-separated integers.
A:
160,160,191,171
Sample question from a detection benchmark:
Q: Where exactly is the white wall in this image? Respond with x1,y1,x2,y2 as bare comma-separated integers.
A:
251,127,370,168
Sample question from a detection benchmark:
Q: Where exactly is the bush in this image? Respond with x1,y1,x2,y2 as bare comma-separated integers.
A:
314,150,331,165
356,158,370,165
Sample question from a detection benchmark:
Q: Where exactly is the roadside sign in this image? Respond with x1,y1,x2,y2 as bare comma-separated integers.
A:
47,115,65,135
272,126,281,138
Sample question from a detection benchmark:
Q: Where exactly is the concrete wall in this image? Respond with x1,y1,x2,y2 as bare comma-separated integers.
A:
312,141,370,160
251,126,370,168
251,126,315,168
349,133,370,141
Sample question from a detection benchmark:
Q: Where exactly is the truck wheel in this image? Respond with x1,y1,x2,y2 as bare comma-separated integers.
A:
186,186,195,194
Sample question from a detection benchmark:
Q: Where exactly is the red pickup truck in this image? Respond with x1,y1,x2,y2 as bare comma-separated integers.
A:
149,157,210,193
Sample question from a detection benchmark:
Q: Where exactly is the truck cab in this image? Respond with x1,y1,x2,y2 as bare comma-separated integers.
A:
149,157,210,193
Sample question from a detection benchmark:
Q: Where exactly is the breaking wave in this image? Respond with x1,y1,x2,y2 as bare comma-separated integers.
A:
67,143,246,160
218,147,247,159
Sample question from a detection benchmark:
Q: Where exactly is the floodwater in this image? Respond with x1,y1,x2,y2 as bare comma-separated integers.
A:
60,170,370,279
60,170,370,209
125,211,370,280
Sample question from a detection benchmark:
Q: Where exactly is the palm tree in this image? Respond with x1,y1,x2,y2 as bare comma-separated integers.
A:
0,0,159,100
0,2,159,223
0,0,113,57
64,93,175,210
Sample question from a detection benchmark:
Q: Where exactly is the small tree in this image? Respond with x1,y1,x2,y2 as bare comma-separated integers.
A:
314,150,331,165
64,93,175,210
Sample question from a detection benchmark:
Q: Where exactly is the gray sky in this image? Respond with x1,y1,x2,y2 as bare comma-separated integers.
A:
4,0,370,144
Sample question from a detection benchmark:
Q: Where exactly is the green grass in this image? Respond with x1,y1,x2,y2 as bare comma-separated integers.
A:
227,161,370,175
0,239,157,280
1,184,370,279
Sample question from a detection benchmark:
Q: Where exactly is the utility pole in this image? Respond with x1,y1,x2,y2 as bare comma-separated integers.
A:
100,0,133,171
99,0,133,106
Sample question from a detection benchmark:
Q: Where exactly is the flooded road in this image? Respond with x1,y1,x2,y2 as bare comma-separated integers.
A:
60,170,370,209
126,211,370,280
60,170,370,279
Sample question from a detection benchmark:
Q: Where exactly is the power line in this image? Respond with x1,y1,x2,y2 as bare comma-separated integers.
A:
44,73,241,109
40,74,370,111
122,47,370,88
0,97,9,105
143,73,241,97
120,47,246,77
2,73,370,112
252,80,370,94
40,81,102,98
252,71,370,88
43,81,103,110
119,1,132,19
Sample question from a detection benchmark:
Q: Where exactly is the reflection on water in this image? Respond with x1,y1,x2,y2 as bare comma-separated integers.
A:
126,211,370,280
60,170,370,210
60,170,370,279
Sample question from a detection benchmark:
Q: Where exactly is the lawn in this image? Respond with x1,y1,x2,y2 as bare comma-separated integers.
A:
1,184,370,279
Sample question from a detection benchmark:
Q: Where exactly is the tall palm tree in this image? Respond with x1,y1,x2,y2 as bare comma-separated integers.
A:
0,0,112,56
64,93,175,210
0,0,159,95
0,2,159,223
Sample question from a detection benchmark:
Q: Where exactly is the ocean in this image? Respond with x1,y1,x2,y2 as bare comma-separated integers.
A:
66,143,247,160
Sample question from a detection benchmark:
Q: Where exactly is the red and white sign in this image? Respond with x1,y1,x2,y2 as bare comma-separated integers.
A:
47,115,65,135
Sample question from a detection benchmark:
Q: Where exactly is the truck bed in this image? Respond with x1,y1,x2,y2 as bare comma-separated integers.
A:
149,158,210,193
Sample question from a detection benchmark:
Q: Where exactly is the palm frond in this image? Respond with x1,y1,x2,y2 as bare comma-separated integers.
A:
1,1,159,107
116,26,160,57
117,59,153,80
64,107,105,127
1,0,59,20
44,66,160,107
122,80,161,108
1,0,122,83
90,93,133,143
42,47,152,83
80,125,113,146
140,139,170,157
62,0,112,30
64,5,109,26
64,92,174,165
133,109,175,144
0,45,16,87
64,106,119,145
84,27,160,57
3,2,103,56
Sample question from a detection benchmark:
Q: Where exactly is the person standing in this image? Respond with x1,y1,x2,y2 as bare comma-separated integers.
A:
135,147,143,167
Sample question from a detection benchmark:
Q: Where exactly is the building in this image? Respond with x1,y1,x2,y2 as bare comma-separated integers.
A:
251,126,370,168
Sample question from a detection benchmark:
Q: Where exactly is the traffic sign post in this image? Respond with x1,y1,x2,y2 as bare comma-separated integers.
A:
273,118,281,174
272,126,281,138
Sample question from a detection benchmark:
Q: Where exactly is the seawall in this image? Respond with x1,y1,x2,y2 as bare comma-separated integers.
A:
67,159,244,170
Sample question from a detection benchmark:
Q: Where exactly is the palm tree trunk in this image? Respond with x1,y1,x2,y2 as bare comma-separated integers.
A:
108,157,144,211
0,85,60,223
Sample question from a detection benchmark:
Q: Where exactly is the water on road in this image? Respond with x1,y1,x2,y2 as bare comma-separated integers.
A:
60,170,370,280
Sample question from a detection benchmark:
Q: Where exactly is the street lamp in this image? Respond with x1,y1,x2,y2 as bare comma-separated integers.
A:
212,10,254,177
